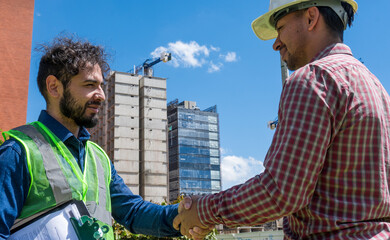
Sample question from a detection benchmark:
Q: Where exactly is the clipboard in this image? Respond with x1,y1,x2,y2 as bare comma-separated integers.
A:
9,200,90,240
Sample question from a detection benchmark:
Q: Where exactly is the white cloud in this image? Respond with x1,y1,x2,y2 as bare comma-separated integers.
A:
221,155,264,190
210,46,220,52
223,52,237,62
150,41,237,73
151,41,209,68
208,61,223,73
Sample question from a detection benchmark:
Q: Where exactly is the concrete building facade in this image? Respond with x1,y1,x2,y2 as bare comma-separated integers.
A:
167,100,221,202
90,71,168,203
0,0,34,131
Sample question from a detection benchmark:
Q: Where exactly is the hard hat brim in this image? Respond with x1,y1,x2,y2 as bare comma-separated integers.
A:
251,0,358,41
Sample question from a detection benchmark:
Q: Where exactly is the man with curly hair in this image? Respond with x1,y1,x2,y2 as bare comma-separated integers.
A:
0,36,207,240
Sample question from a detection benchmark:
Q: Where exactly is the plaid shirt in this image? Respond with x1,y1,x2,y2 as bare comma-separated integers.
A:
198,44,390,239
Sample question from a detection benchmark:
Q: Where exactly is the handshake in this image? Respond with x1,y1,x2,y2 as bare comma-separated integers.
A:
173,195,215,240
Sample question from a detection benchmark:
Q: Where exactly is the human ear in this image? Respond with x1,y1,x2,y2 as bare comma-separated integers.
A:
306,7,320,31
46,75,63,98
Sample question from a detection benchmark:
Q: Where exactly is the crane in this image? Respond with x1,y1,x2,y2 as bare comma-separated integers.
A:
131,52,172,77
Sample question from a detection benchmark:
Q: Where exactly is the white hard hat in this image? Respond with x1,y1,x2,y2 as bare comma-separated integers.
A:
251,0,358,40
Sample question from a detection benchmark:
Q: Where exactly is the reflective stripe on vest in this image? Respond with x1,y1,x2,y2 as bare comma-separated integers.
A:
86,147,111,225
13,125,73,204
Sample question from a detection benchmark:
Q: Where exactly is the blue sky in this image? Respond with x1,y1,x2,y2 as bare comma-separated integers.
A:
27,1,390,190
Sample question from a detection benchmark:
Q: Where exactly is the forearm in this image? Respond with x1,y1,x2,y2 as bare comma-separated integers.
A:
112,194,180,237
110,165,180,237
197,171,287,227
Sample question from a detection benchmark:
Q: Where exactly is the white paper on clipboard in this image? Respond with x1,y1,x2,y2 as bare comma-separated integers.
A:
9,201,85,240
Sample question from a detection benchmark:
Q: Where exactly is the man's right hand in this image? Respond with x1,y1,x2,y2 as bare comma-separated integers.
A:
173,196,214,240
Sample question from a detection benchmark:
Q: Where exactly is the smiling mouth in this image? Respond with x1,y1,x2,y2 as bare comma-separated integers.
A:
87,107,99,114
86,103,101,113
279,47,287,59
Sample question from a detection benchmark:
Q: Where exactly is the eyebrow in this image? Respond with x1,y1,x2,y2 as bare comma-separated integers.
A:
83,79,99,83
83,79,105,86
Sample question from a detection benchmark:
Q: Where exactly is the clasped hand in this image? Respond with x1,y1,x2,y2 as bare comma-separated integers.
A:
173,195,214,240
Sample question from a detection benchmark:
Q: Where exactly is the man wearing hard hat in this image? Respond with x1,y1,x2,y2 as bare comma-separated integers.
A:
173,0,390,239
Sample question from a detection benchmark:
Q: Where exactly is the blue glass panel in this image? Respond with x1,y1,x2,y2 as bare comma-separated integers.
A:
180,169,211,178
179,146,211,156
179,155,210,164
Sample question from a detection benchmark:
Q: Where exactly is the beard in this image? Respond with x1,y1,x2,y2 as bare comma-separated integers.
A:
284,23,308,71
285,49,307,71
59,89,100,128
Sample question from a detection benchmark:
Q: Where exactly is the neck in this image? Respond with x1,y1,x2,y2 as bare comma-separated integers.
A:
306,19,343,61
307,36,341,61
46,107,80,137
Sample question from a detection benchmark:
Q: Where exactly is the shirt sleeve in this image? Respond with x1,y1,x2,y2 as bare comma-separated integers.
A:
0,139,30,239
197,66,333,227
109,162,181,237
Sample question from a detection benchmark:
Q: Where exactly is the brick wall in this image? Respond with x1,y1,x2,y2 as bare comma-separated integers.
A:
0,0,34,131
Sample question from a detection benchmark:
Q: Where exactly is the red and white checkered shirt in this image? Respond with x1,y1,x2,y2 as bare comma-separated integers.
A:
198,44,390,239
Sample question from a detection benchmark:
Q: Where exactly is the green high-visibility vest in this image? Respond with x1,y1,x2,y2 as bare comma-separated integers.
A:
4,121,114,239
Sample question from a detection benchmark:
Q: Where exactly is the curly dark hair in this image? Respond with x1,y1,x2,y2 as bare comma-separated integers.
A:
36,35,110,101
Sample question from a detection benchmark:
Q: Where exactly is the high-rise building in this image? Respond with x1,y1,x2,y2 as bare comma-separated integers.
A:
90,71,168,203
0,0,34,131
167,100,221,201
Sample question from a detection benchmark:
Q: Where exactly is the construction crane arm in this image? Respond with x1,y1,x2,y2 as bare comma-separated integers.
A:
132,52,172,76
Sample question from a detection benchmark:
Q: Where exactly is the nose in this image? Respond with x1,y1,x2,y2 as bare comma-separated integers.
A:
273,35,282,51
95,86,105,102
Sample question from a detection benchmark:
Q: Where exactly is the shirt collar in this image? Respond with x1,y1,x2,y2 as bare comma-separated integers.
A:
311,43,353,63
37,110,90,142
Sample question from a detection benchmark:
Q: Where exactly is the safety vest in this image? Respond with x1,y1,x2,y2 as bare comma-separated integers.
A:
5,121,114,239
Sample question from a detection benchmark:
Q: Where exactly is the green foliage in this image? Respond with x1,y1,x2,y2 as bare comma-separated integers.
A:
0,129,4,145
113,195,218,240
113,222,217,240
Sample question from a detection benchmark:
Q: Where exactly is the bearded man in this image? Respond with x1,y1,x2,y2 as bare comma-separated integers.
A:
0,36,208,240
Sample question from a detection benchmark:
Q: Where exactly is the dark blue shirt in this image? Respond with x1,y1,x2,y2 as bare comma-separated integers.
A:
0,110,180,239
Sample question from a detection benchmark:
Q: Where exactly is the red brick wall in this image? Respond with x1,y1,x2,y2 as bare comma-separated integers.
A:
0,0,34,131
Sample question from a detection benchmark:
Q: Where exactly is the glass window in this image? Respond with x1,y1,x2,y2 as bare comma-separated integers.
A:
210,157,220,165
208,124,218,132
179,129,209,139
179,146,210,156
209,132,218,140
208,116,217,124
209,149,219,157
179,155,210,164
211,170,220,180
179,120,213,131
180,169,211,179
178,138,219,148
211,180,221,190
180,179,211,189
179,138,203,147
180,162,211,170
209,140,219,148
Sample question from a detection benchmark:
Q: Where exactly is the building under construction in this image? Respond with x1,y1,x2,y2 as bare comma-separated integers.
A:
90,71,168,203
